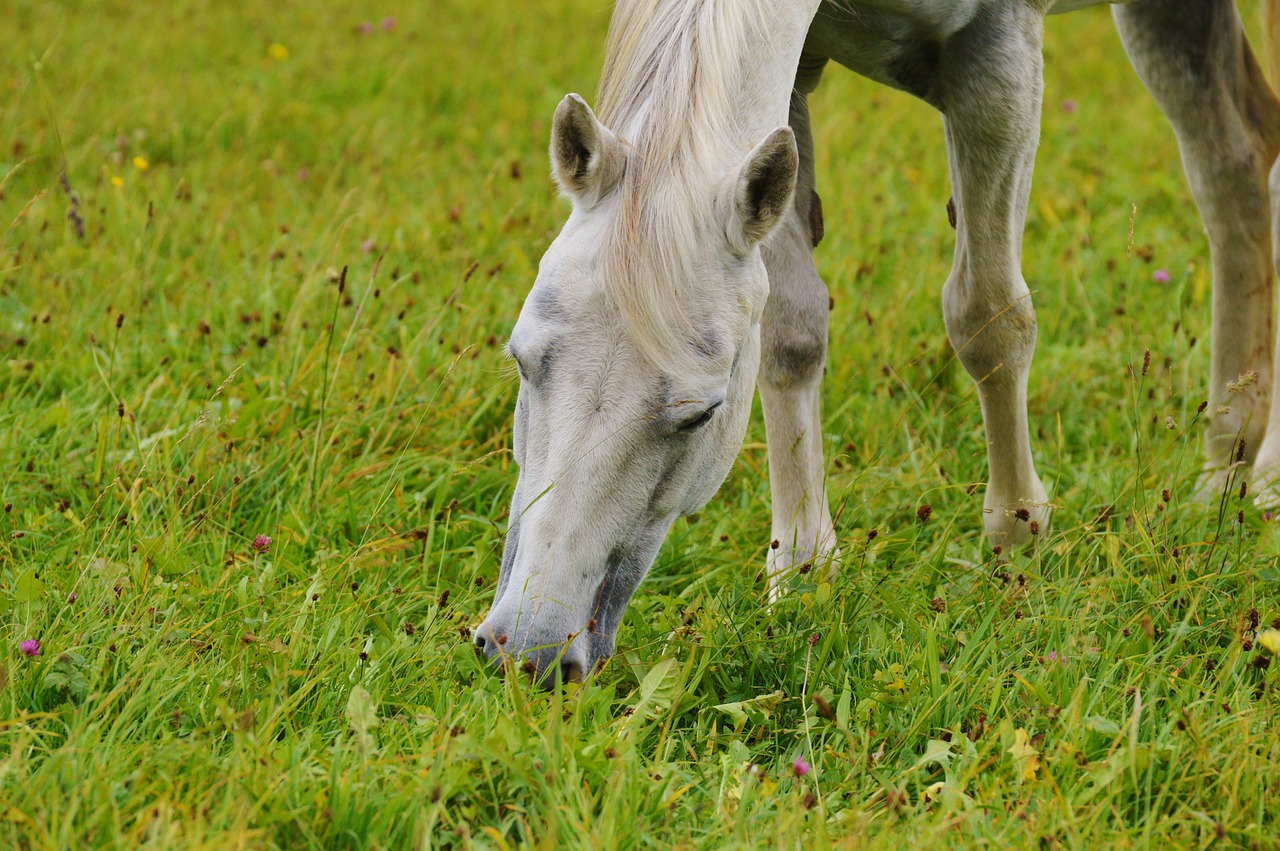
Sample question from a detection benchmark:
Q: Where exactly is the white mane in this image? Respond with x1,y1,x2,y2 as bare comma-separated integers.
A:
595,0,776,379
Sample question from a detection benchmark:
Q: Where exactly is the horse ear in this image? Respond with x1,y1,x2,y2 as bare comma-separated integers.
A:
724,127,798,252
550,94,623,204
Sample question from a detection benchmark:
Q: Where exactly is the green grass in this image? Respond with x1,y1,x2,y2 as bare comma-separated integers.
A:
2,0,1279,847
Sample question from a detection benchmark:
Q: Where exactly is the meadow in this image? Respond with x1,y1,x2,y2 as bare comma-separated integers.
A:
2,0,1278,847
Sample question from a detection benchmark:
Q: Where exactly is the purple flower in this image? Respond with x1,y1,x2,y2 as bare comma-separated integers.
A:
251,534,271,553
67,592,77,604
792,756,811,777
1062,99,1078,114
297,167,310,182
1153,268,1171,284
361,239,375,253
381,17,396,31
20,639,40,657
359,21,374,34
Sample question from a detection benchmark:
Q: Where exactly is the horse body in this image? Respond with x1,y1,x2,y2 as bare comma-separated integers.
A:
478,0,1280,686
806,1,1138,103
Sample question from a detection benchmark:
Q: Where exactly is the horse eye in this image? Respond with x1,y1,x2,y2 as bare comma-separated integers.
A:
677,403,720,433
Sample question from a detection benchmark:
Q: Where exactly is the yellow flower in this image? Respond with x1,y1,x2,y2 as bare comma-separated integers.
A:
1258,629,1280,656
110,176,123,188
132,157,149,171
873,663,907,693
268,43,289,61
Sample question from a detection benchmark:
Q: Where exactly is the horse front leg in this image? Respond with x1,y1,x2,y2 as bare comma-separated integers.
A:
760,72,837,600
939,6,1050,548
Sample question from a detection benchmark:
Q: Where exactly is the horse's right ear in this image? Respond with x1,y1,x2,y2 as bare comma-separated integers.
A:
550,94,623,204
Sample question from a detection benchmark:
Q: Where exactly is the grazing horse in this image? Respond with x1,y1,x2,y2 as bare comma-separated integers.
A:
477,0,1280,685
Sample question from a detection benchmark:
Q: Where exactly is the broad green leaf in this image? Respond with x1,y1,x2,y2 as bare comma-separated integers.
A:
1083,715,1121,737
836,680,852,730
713,690,785,731
914,738,954,772
626,657,681,728
14,571,47,603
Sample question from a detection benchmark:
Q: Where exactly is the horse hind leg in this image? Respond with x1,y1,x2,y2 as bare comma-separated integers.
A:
938,5,1051,548
759,68,837,600
1114,0,1280,493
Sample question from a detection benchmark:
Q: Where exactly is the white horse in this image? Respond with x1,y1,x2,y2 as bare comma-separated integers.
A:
477,0,1280,685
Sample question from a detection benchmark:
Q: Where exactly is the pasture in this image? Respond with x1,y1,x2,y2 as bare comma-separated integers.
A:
2,0,1279,846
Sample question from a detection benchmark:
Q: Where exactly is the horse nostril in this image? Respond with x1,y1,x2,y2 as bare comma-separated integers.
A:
560,658,585,684
473,626,508,660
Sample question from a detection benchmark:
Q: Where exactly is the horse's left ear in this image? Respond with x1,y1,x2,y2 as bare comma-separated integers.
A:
550,94,624,205
723,127,798,253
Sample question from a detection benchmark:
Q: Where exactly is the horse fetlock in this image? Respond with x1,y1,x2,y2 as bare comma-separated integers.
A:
765,531,838,601
1248,432,1280,508
982,480,1050,551
1203,391,1268,468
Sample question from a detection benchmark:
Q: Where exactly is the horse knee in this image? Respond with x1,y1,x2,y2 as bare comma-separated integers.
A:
943,281,1037,385
763,334,826,387
760,320,826,389
760,244,829,389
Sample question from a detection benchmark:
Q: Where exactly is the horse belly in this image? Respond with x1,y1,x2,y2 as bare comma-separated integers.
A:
1048,0,1136,12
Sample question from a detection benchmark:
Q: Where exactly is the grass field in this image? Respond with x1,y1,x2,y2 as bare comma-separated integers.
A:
3,0,1279,847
